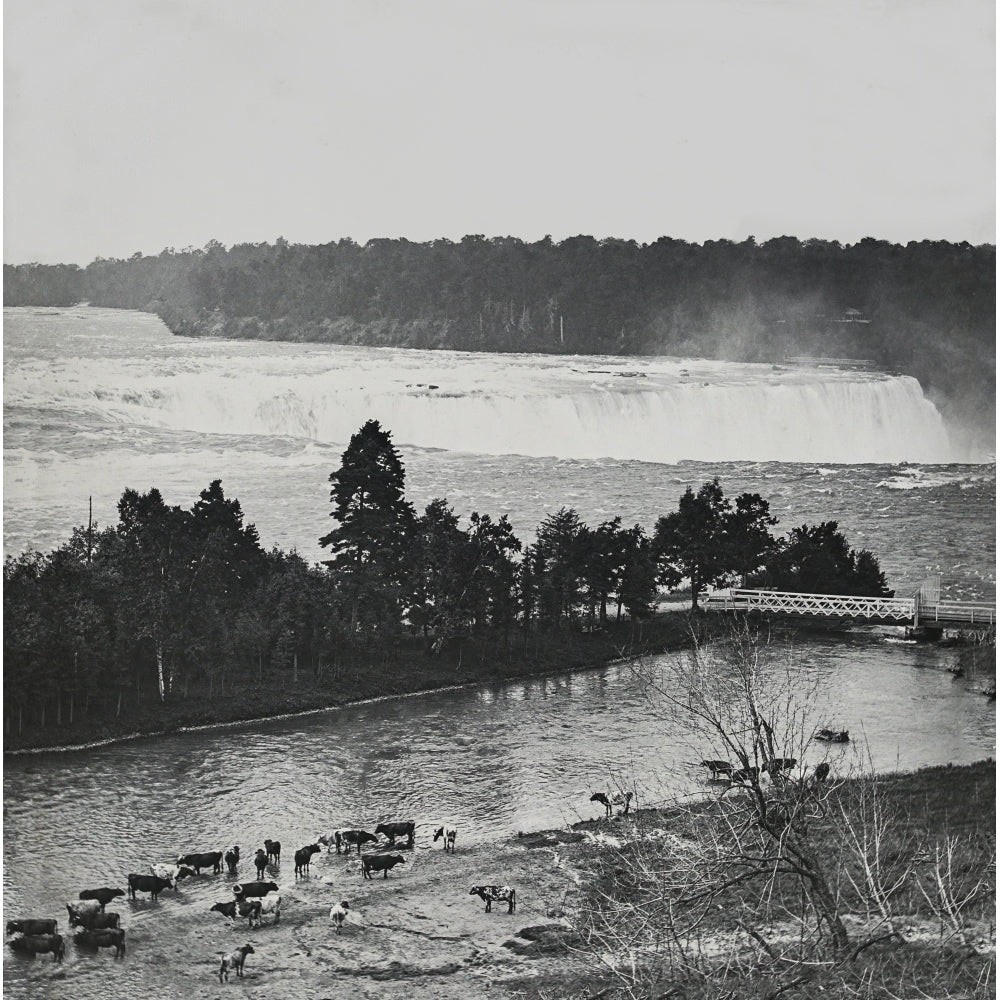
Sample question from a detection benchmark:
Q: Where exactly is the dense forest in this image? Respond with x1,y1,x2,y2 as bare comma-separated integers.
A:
4,235,995,443
4,420,890,743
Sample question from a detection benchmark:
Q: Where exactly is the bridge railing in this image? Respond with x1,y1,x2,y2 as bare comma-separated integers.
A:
705,589,916,621
919,602,996,626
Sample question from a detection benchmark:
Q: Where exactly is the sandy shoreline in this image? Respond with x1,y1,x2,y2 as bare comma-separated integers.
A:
5,826,595,1000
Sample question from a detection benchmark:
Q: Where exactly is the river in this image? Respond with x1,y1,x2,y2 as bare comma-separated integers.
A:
2,306,995,994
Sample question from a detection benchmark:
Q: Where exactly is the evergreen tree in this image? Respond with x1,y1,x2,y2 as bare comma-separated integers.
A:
320,420,416,636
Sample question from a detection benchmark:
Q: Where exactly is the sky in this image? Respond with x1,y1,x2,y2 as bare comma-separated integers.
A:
3,0,995,265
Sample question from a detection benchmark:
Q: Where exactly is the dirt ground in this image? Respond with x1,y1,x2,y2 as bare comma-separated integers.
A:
9,830,595,1000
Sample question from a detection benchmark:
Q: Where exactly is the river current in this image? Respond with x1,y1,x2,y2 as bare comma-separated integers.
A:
2,306,995,994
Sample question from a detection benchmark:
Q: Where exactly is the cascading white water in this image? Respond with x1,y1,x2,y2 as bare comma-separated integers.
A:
6,334,954,463
26,372,947,466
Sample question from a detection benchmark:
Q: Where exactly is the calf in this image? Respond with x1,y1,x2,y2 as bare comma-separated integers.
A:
78,887,125,911
75,927,126,958
813,761,831,783
211,899,262,929
361,854,405,880
470,884,516,914
433,825,457,853
66,900,101,927
375,821,415,847
329,900,349,935
334,829,378,855
8,933,65,962
218,942,254,982
177,851,223,874
254,849,269,878
264,839,281,864
225,846,241,875
6,919,57,936
127,873,176,901
294,844,320,876
232,880,279,900
729,766,760,785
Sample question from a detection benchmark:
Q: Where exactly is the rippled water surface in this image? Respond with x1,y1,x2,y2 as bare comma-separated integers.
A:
3,307,996,997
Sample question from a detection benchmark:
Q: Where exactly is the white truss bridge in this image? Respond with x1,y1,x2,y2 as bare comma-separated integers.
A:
705,589,995,629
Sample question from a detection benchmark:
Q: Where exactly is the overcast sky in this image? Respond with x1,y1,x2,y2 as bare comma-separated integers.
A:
4,0,995,264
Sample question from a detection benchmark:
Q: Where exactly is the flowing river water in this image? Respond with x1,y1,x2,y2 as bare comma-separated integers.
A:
2,306,995,994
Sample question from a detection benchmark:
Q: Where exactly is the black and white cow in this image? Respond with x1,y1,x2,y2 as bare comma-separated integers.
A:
210,899,262,929
469,885,516,914
433,825,457,853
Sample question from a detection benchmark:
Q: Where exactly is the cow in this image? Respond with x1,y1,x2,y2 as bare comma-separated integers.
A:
469,885,516,914
256,894,281,925
6,919,57,936
76,912,121,931
127,873,176,901
700,759,733,778
361,854,405,880
149,863,195,883
78,887,125,911
264,839,281,864
329,900,349,934
294,844,320,876
729,766,760,785
433,825,457,853
590,791,633,817
218,942,254,982
74,927,126,958
374,821,415,847
815,729,850,744
763,758,798,782
7,933,65,961
253,849,269,878
177,851,224,874
225,846,241,875
232,880,279,900
813,761,831,783
211,899,262,929
66,900,101,927
333,829,378,855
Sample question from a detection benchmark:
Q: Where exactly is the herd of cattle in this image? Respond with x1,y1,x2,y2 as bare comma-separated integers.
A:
5,819,521,982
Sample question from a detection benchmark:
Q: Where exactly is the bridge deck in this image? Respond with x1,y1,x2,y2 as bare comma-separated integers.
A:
705,589,995,628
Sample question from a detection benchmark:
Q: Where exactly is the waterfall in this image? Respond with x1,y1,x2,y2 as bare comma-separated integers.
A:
82,366,953,464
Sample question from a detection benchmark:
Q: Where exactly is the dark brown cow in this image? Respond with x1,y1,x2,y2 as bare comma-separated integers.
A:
361,854,405,879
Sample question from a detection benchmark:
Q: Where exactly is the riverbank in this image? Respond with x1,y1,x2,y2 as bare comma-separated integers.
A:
3,612,697,754
6,760,993,1000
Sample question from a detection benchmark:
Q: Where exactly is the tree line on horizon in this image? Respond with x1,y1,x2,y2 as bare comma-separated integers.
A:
3,233,995,436
3,420,890,739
